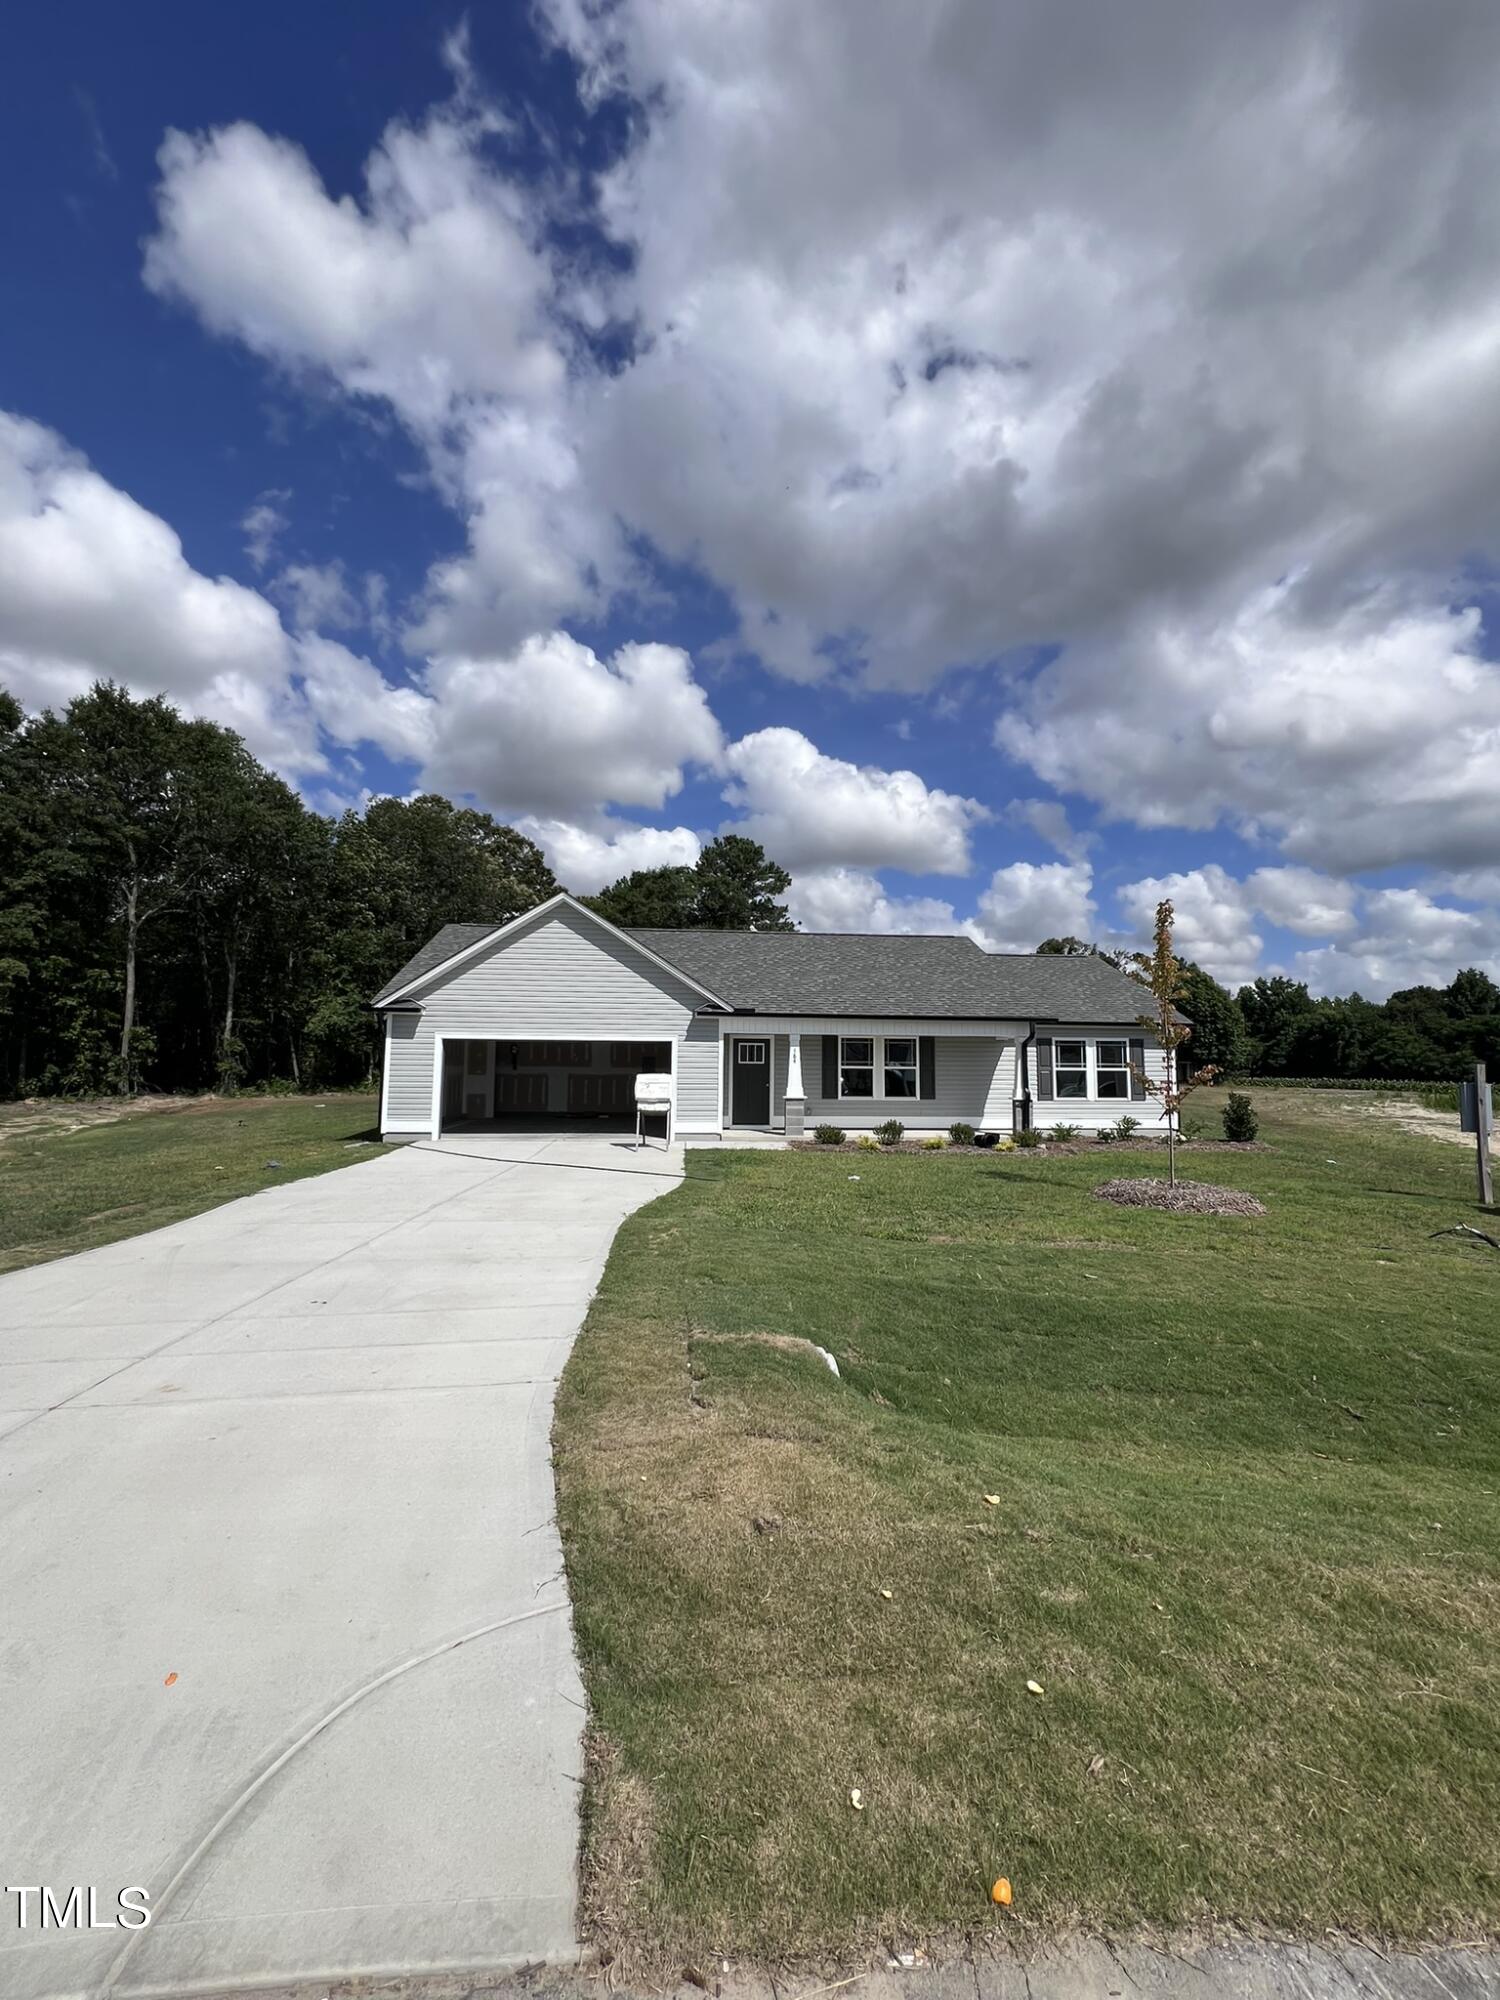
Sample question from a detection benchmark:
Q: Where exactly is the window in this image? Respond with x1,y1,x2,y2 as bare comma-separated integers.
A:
736,1041,768,1064
1054,1039,1088,1099
883,1036,918,1098
1096,1038,1131,1099
840,1035,923,1099
839,1036,875,1098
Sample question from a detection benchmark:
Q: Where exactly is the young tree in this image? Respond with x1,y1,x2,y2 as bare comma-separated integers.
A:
1133,900,1218,1187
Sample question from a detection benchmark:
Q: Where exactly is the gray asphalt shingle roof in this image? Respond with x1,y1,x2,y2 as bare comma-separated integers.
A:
371,904,1164,1023
626,928,1159,1021
372,923,496,1006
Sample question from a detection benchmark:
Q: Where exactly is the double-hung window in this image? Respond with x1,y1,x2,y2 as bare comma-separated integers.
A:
839,1035,920,1099
1054,1039,1088,1099
883,1037,918,1098
1095,1039,1131,1099
839,1036,875,1098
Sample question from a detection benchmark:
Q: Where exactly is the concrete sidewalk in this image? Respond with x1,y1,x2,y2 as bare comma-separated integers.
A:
0,1132,681,2000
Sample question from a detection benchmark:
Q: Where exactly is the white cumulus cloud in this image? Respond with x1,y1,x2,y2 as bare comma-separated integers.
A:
973,861,1097,954
0,411,320,773
720,726,987,874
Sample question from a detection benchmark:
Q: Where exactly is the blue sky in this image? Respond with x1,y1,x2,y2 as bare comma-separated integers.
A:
3,0,1500,996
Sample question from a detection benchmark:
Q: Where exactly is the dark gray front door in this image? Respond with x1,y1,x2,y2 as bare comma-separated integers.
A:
732,1038,771,1124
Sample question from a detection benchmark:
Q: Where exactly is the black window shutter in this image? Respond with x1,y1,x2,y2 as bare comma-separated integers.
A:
821,1035,838,1099
1035,1041,1053,1100
1129,1037,1147,1099
918,1036,936,1100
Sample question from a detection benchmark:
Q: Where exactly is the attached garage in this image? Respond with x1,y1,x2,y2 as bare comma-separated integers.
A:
437,1037,674,1131
374,897,729,1143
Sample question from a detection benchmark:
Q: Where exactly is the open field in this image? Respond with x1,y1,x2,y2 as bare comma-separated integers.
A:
554,1089,1500,1967
0,1092,380,1274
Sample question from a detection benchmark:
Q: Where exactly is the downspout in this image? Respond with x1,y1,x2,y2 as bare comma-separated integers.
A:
1017,1020,1036,1133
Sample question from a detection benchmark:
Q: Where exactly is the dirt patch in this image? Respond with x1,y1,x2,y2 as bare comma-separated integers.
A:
1356,1096,1491,1153
0,1093,242,1146
1093,1176,1267,1217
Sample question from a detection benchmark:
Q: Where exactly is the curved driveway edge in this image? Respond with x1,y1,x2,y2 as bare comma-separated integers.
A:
0,1131,681,2000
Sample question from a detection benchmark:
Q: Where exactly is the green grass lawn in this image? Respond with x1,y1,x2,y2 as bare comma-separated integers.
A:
554,1090,1500,1968
0,1092,381,1273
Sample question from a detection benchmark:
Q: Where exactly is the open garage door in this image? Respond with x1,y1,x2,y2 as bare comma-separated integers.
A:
439,1037,673,1133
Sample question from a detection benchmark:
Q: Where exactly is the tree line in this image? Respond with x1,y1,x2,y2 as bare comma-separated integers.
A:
1037,937,1500,1081
0,683,792,1098
4,682,1492,1100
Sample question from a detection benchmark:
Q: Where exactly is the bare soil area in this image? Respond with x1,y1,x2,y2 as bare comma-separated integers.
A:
0,1093,197,1145
1355,1097,1491,1151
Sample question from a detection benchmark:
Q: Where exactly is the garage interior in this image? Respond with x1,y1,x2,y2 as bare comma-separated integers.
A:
439,1038,672,1132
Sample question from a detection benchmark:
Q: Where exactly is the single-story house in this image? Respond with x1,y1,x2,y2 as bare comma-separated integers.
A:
373,892,1180,1143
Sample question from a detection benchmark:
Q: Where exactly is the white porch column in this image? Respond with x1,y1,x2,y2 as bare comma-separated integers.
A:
784,1029,806,1138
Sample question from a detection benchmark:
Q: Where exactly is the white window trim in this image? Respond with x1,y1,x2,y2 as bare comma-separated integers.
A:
838,1033,922,1103
1049,1036,1136,1102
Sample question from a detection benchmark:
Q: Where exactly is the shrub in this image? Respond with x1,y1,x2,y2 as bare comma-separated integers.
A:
855,1133,880,1150
1221,1091,1259,1143
1094,1126,1116,1145
1048,1122,1080,1142
1180,1114,1208,1141
922,1135,946,1150
874,1118,906,1147
1111,1114,1141,1142
948,1122,977,1146
1013,1127,1042,1149
813,1124,846,1145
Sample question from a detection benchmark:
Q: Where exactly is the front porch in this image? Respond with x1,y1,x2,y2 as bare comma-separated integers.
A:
715,1019,1019,1139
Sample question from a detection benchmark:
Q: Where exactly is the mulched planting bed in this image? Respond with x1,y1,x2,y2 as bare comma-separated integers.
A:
790,1137,1267,1154
1093,1175,1267,1216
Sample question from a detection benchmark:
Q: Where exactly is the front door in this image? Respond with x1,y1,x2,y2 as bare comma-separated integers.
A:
732,1038,771,1125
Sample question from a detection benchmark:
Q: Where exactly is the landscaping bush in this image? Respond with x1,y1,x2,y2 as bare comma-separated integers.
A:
813,1124,846,1145
855,1133,879,1150
922,1135,946,1150
948,1122,977,1146
1222,1091,1260,1142
1048,1122,1080,1142
1013,1127,1042,1149
874,1118,906,1147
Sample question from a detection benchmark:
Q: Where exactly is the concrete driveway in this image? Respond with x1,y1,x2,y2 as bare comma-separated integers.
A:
0,1131,682,2000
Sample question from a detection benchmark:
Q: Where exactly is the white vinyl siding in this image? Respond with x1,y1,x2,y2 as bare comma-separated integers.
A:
383,1012,430,1127
677,1015,722,1132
